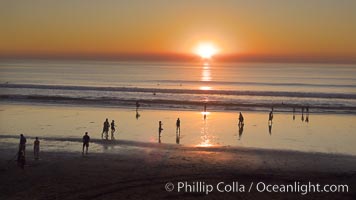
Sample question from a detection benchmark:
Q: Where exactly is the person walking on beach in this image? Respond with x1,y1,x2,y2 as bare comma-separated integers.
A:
34,137,40,160
176,118,181,134
238,112,244,126
110,120,116,140
293,107,296,120
82,132,90,155
102,118,110,140
19,134,27,156
158,121,163,142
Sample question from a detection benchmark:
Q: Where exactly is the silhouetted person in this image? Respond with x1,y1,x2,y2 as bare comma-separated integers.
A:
176,118,181,133
19,134,26,156
158,121,163,142
34,137,40,160
110,120,116,140
136,101,140,111
238,123,244,140
306,106,309,113
82,132,90,155
238,112,244,126
293,107,296,120
102,118,110,140
301,113,304,122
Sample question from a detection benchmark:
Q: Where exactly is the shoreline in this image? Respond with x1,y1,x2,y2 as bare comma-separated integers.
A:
1,99,356,115
2,134,356,158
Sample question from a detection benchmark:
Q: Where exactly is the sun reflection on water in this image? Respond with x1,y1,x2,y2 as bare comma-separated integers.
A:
200,62,212,90
197,135,213,147
196,111,215,147
200,86,212,90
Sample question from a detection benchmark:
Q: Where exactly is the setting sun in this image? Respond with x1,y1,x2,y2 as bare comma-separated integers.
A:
195,43,218,59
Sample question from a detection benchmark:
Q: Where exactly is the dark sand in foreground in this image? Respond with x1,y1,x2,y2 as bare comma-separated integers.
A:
0,142,355,200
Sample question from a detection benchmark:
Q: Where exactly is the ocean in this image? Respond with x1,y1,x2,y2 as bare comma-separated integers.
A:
0,60,355,113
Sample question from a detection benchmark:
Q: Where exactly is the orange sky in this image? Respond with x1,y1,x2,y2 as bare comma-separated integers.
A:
1,0,356,63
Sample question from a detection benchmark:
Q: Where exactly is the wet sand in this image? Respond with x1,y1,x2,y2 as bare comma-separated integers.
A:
0,141,355,200
1,102,355,155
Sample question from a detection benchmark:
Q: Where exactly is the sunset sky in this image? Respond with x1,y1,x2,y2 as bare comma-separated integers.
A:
1,0,356,63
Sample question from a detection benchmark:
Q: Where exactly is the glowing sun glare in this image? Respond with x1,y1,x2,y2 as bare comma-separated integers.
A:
195,43,218,59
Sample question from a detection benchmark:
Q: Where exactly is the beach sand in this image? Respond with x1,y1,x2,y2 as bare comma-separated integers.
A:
0,141,355,200
1,103,356,199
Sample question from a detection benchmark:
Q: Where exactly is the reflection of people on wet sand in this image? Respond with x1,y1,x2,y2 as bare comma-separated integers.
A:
293,107,295,120
238,112,244,126
102,118,110,140
135,110,140,120
176,131,180,144
34,137,40,160
268,124,272,135
176,118,181,133
82,132,90,155
17,150,25,169
158,121,163,143
268,111,273,124
19,134,27,156
203,103,207,120
238,123,244,140
110,120,116,140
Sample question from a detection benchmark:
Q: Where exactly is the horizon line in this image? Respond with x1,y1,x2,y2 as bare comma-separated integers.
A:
0,52,355,65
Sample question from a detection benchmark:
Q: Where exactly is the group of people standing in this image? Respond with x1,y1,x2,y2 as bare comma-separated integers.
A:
16,134,40,169
158,118,181,144
102,118,116,140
